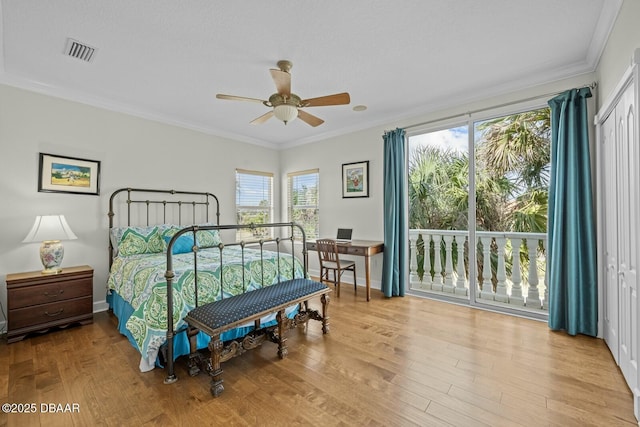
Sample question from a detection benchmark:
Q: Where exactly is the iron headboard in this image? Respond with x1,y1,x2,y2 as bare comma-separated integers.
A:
108,187,220,267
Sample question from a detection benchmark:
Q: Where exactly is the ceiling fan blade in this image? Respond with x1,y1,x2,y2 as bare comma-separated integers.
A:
216,94,266,104
297,109,324,127
250,110,274,125
270,69,291,96
301,92,350,107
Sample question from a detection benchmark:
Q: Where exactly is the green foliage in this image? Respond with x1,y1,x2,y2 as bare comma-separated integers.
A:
476,109,551,191
291,207,318,240
237,208,270,238
409,107,550,233
409,145,468,230
290,184,319,240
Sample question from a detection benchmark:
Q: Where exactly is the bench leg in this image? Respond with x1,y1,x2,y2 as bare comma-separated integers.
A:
303,301,310,328
208,335,224,397
187,326,202,376
276,309,288,359
321,293,331,334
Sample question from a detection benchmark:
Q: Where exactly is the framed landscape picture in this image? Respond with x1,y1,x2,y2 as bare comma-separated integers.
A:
342,160,369,198
38,153,101,195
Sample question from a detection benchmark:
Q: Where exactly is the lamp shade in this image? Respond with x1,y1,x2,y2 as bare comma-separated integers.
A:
23,215,77,274
23,215,78,242
273,104,298,124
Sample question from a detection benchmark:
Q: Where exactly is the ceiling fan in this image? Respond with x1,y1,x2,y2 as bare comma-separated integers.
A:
216,60,350,127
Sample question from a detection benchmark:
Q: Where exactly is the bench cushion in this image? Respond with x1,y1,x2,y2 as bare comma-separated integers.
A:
186,278,328,332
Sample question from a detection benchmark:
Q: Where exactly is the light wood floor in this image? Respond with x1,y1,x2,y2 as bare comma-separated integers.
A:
0,289,636,427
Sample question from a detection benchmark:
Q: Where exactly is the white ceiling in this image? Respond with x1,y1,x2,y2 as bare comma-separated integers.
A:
0,0,622,149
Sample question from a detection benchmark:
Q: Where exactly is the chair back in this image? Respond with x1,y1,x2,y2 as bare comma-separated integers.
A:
316,238,341,268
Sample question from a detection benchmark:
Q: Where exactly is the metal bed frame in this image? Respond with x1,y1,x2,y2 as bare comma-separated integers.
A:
108,187,220,267
163,222,309,383
107,187,311,381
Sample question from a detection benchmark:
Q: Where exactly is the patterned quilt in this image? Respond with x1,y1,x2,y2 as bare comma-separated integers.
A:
107,246,304,363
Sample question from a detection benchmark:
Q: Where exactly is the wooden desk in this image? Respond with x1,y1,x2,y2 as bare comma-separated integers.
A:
306,240,384,301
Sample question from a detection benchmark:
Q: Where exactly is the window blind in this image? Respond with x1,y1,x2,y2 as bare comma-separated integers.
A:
236,169,273,240
287,169,319,240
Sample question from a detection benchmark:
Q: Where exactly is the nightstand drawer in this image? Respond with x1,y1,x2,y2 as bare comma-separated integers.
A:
9,296,93,330
8,277,92,309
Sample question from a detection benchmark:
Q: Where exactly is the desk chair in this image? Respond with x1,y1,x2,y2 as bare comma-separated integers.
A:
316,239,356,297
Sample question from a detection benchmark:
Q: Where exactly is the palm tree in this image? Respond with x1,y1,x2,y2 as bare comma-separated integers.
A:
408,145,463,230
476,108,551,192
475,108,551,232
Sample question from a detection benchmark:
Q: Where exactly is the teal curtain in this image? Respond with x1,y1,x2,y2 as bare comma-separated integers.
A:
381,128,407,297
547,87,596,336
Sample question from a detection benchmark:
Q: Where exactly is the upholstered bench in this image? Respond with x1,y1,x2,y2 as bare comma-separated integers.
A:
184,278,331,397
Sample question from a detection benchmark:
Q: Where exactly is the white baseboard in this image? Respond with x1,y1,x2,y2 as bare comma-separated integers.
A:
94,300,110,313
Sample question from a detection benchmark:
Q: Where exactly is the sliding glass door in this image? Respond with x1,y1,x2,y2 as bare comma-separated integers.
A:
408,105,550,318
408,125,471,300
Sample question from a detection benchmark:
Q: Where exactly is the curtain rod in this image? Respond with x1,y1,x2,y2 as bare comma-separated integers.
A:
402,82,597,131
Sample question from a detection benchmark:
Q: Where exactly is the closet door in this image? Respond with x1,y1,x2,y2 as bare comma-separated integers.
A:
618,83,638,394
602,109,619,362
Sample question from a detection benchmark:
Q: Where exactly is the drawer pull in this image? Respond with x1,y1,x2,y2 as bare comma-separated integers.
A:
43,290,64,297
44,309,64,317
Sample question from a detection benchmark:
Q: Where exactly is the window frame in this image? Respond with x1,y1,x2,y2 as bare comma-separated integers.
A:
287,168,320,241
235,168,274,240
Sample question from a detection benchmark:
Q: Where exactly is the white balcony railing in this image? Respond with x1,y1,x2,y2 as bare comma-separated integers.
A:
409,229,548,312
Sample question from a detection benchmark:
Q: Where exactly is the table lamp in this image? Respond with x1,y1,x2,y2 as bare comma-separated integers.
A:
22,215,78,274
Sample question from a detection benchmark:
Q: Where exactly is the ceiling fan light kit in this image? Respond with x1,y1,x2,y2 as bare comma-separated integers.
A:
216,60,350,127
273,104,298,124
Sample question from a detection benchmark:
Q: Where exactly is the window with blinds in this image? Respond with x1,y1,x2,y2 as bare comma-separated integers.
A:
287,169,319,241
236,169,273,240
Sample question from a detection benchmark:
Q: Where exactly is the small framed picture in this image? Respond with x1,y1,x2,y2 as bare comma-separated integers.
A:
342,161,369,198
38,153,101,195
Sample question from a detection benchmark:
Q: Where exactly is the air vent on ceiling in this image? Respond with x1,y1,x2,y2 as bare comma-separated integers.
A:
64,38,96,63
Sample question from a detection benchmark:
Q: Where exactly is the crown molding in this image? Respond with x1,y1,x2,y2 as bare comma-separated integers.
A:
0,71,281,150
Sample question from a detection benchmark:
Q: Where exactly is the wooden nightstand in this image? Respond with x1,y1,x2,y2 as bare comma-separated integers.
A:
6,265,93,343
